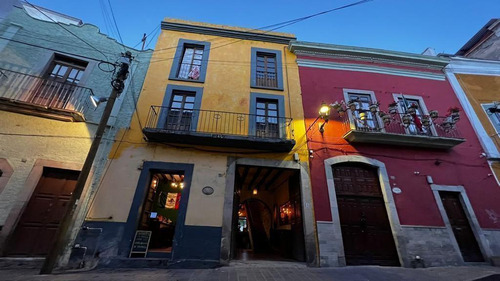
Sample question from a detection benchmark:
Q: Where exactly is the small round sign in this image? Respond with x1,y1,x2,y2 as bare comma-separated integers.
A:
392,187,402,194
202,186,214,195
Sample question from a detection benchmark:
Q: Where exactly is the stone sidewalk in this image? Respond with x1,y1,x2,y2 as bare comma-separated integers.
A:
2,265,500,281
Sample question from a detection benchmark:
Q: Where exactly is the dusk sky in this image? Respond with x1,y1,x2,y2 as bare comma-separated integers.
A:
26,0,499,55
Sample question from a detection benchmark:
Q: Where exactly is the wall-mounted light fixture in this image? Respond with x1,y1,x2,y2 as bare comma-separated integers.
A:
90,93,109,108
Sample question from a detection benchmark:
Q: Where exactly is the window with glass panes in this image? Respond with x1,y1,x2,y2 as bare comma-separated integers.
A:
166,91,196,131
255,98,279,138
397,97,431,136
29,54,87,108
347,93,379,131
177,45,204,80
255,52,277,88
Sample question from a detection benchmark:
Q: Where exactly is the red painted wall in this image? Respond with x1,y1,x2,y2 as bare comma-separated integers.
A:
299,56,500,228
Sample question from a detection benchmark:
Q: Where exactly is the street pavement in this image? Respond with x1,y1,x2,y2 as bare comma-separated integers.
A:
2,263,500,281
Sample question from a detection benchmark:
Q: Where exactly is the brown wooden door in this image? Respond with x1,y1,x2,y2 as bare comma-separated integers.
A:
333,164,399,266
440,191,484,262
7,168,79,256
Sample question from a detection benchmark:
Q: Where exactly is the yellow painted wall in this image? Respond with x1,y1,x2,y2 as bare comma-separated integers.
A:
455,73,500,179
0,111,94,225
88,20,309,228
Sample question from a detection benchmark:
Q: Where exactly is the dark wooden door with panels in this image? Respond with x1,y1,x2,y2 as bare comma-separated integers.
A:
333,163,400,266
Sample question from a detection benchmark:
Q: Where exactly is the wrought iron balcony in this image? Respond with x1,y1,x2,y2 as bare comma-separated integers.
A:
0,68,94,121
339,109,465,149
143,106,295,152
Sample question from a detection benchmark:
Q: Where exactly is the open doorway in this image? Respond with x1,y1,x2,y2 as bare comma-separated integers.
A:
231,165,306,262
134,170,185,256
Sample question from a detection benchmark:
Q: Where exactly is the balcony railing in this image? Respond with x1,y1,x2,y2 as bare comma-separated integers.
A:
339,109,465,149
143,106,295,151
0,68,94,121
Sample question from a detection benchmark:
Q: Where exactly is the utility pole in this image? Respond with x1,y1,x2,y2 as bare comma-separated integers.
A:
40,51,133,274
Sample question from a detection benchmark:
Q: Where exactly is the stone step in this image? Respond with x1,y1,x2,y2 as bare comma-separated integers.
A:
0,257,44,269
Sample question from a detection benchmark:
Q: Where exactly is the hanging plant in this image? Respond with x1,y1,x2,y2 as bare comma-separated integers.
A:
407,103,418,115
402,114,412,126
369,101,380,113
421,115,431,127
388,102,398,114
347,100,357,111
382,114,392,125
447,106,460,122
337,106,346,116
331,102,342,111
429,110,439,119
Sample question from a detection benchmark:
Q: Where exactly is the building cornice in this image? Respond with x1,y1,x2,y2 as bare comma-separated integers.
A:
446,56,500,76
161,21,296,44
297,59,446,81
289,41,449,70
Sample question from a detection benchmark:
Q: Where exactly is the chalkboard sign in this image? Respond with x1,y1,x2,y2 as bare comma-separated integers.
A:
129,230,152,257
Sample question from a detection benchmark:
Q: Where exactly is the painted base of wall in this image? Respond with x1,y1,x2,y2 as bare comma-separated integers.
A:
68,221,222,269
402,226,462,267
317,222,500,267
317,222,344,267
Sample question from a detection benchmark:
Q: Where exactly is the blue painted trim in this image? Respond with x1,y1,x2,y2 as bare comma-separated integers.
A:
248,92,286,137
250,47,284,91
171,225,221,261
119,162,195,258
169,39,210,83
157,84,204,130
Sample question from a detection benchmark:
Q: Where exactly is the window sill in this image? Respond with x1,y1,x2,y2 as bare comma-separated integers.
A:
250,85,284,91
168,77,205,83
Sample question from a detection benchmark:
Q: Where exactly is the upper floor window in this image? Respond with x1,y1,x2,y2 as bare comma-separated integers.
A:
169,39,210,83
482,103,500,133
250,48,283,90
347,92,380,131
396,96,433,136
29,54,88,108
255,98,279,138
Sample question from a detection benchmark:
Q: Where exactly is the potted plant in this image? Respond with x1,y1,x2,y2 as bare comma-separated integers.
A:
421,115,431,127
378,111,391,125
388,102,398,114
369,101,380,113
408,103,418,115
331,101,342,111
448,106,460,122
429,110,439,119
337,106,346,116
347,100,357,111
402,114,412,126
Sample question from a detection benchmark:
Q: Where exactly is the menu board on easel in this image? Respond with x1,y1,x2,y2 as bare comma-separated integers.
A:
129,230,152,257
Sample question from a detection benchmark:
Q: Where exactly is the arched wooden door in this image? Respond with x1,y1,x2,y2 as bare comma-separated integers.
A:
333,163,399,266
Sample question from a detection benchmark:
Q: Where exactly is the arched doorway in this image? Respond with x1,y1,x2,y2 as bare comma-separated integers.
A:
332,162,399,266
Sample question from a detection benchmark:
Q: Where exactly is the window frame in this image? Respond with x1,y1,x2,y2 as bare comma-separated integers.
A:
343,89,383,132
169,39,211,83
481,103,500,135
250,48,283,91
392,93,437,136
157,84,204,130
249,92,285,138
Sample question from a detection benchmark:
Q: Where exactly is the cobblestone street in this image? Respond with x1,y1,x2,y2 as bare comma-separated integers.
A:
2,264,500,281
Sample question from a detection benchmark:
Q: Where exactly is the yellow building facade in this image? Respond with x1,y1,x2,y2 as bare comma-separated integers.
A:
445,58,500,183
84,19,318,267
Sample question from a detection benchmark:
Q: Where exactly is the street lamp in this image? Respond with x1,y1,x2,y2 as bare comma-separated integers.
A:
319,102,330,120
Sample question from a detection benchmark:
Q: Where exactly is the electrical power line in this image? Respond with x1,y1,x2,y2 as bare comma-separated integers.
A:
147,0,373,64
106,0,125,47
25,1,111,62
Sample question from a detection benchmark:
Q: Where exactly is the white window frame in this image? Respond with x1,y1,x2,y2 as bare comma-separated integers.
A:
343,89,383,132
392,93,438,136
481,103,500,135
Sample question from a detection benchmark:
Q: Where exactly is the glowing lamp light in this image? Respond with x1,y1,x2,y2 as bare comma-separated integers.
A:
319,102,330,119
179,182,184,189
252,189,258,195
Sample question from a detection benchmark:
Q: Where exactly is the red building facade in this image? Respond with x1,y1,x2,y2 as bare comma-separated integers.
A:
289,42,500,267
